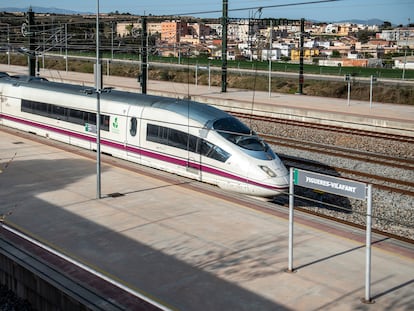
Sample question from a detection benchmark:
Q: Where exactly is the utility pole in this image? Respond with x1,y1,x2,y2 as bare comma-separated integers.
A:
402,18,410,80
27,8,36,76
221,0,228,92
141,16,148,94
268,20,273,98
95,0,102,199
297,18,305,95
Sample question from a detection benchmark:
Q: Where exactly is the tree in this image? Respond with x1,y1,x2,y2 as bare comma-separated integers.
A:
125,24,134,36
331,50,341,58
380,21,392,30
357,30,375,44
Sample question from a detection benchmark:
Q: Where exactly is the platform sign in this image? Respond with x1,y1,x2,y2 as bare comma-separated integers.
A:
288,167,373,302
293,168,366,200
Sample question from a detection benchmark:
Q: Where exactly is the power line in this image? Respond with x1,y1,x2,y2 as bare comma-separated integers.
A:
176,0,341,17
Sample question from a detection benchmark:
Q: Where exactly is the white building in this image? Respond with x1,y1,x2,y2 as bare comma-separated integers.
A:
261,49,282,61
272,42,295,57
394,56,414,70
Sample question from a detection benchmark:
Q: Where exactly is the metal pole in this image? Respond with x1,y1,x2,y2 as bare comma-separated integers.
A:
268,20,272,98
27,8,36,76
347,79,351,106
95,0,102,199
369,75,373,109
288,167,295,272
221,0,228,92
141,16,147,94
402,18,410,80
364,184,373,303
111,21,114,60
7,24,10,66
65,23,68,72
195,63,198,86
42,24,45,69
208,62,211,89
297,18,305,95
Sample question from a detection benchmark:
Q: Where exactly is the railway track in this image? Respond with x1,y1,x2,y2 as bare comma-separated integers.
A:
280,155,414,196
260,130,414,196
231,111,414,143
263,134,414,170
232,112,414,195
227,113,413,240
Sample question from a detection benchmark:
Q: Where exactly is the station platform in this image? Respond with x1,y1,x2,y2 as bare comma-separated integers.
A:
0,129,413,310
1,64,413,137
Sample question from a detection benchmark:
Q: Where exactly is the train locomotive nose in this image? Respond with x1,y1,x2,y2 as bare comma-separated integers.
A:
244,161,289,197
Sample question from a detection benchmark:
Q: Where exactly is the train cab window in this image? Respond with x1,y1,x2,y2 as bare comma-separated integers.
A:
130,117,137,136
237,137,266,151
213,117,251,142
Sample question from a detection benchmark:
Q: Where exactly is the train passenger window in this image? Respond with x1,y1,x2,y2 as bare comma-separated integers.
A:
198,139,230,162
209,146,231,162
87,112,96,125
130,117,137,136
36,102,50,117
21,99,49,117
20,99,109,131
146,124,230,162
51,105,68,120
168,128,189,150
21,99,33,113
199,140,213,156
188,135,197,153
101,115,110,131
68,109,84,125
147,124,161,142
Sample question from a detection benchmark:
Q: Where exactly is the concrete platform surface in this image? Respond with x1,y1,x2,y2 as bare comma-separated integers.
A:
0,129,413,311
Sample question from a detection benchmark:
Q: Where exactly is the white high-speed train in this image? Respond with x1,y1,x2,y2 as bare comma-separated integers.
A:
0,75,289,197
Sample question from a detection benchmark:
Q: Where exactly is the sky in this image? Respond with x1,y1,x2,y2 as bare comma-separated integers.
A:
6,0,414,25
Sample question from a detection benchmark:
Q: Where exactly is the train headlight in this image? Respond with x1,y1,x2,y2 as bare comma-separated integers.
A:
259,165,277,177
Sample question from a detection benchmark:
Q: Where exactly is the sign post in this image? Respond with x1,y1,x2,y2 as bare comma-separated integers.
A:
288,167,295,272
289,168,373,303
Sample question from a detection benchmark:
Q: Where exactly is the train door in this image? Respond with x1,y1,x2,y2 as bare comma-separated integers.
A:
126,106,142,161
187,135,201,180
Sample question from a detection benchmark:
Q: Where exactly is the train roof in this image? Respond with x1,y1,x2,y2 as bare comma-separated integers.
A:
0,75,231,127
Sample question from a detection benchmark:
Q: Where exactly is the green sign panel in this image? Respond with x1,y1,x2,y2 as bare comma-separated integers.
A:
293,168,367,200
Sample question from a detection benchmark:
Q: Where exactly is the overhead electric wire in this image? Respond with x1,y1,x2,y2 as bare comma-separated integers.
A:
176,0,341,16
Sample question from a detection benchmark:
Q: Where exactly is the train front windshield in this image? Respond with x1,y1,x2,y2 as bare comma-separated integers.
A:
213,117,276,158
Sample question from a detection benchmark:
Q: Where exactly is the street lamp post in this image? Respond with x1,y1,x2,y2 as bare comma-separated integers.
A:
95,0,102,199
402,18,410,80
